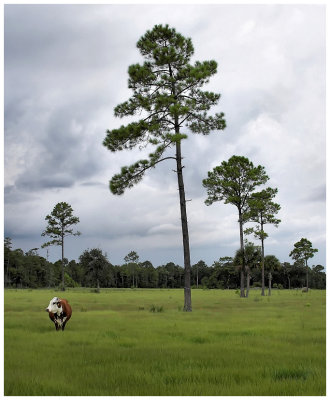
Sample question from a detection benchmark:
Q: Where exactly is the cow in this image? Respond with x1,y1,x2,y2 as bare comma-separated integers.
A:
46,297,72,331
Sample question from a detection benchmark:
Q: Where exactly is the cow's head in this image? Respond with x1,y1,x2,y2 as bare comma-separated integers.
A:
45,297,62,314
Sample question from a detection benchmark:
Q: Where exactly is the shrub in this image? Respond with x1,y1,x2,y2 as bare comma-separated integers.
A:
272,367,309,381
149,304,164,313
64,273,79,288
201,276,209,289
190,336,208,344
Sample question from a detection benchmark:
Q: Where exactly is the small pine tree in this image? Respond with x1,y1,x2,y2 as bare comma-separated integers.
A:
41,202,81,290
289,238,318,292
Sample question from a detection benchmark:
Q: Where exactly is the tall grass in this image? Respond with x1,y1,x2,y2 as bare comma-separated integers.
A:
4,288,325,396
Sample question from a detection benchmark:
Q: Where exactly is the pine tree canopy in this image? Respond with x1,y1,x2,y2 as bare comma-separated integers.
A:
244,187,281,240
203,155,269,213
289,238,318,263
41,202,81,248
103,24,226,195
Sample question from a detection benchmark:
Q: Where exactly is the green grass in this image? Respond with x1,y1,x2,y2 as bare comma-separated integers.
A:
4,288,326,396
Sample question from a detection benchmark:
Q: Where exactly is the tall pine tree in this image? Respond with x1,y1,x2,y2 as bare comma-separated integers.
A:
103,24,226,311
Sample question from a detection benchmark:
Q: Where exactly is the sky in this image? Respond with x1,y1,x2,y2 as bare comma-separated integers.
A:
4,4,326,268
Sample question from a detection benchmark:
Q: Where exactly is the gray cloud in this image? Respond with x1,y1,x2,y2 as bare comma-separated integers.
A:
303,185,326,203
4,4,326,268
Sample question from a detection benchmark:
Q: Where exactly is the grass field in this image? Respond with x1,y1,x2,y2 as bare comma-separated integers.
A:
4,288,326,396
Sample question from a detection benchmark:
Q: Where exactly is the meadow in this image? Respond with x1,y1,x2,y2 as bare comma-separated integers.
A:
4,288,326,396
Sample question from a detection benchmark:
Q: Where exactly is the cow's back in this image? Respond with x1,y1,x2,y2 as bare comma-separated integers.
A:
60,299,72,319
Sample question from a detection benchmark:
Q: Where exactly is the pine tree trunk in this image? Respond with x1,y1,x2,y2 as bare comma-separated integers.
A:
246,267,250,298
61,230,65,291
305,260,309,292
196,266,199,289
176,140,192,312
6,258,10,288
268,272,272,296
238,210,245,297
261,235,265,296
170,60,192,311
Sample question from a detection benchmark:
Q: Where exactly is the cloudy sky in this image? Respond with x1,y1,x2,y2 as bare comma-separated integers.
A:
4,4,326,268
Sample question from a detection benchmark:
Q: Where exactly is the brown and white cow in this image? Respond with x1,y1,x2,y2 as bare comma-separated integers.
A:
46,297,72,331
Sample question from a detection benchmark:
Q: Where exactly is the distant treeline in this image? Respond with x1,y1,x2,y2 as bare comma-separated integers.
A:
4,242,326,290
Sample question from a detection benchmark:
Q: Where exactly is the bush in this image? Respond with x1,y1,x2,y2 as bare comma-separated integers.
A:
149,304,164,313
201,277,209,289
64,273,79,288
252,282,261,288
58,284,66,291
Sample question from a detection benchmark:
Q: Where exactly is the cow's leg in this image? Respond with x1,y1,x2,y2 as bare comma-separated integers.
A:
55,317,62,331
61,317,68,331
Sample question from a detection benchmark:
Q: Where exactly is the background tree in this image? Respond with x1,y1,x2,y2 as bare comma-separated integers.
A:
203,155,269,297
310,265,326,289
142,261,159,288
2,243,325,290
191,260,208,288
208,257,238,289
233,242,261,297
79,248,108,292
4,237,12,287
66,260,85,287
282,262,292,289
264,255,281,295
289,238,318,292
124,251,140,288
289,260,306,288
245,187,281,296
103,24,226,311
41,202,81,291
